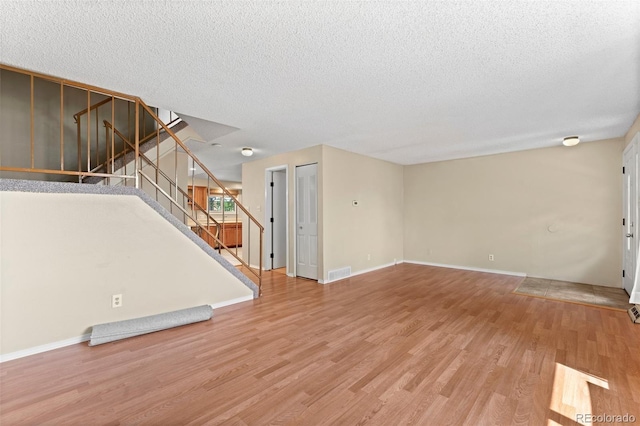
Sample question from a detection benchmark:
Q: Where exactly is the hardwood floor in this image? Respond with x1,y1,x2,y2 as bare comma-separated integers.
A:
1,264,639,425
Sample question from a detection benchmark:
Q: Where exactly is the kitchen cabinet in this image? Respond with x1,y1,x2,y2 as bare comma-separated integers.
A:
192,222,242,249
220,222,242,248
187,185,208,210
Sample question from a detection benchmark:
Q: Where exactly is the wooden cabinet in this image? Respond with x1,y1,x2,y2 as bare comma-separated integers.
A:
187,185,208,210
192,222,242,249
192,225,217,248
220,222,242,248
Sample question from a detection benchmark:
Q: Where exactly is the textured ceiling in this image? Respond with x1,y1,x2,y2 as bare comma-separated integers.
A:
2,1,639,181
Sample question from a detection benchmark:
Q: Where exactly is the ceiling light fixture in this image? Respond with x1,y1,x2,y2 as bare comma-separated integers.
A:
562,136,580,147
241,147,254,157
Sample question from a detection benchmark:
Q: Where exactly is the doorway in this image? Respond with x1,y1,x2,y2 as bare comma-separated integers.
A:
623,139,637,296
295,163,318,280
264,166,288,272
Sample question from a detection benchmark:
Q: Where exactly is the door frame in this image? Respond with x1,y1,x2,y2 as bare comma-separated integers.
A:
623,137,638,295
294,162,319,280
264,165,289,273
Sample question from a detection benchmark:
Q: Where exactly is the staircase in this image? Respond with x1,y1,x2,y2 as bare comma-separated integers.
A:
0,64,264,292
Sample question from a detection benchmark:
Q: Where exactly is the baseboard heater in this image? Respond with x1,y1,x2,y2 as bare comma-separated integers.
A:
89,305,213,346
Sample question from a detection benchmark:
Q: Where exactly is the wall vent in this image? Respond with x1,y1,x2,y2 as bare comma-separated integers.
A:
328,267,351,282
629,305,640,324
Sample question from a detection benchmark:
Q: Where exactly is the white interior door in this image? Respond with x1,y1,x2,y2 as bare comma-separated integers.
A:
623,142,637,295
272,170,287,269
296,163,318,280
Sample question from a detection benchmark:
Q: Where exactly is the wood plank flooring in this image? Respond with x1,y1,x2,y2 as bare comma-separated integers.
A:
1,264,639,425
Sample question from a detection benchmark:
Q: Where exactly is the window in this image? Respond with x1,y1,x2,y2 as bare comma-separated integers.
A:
209,195,236,213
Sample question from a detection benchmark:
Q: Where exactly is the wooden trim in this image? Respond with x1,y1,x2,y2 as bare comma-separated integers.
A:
30,75,34,168
73,97,112,122
0,166,136,179
209,188,240,196
60,82,64,170
0,63,137,101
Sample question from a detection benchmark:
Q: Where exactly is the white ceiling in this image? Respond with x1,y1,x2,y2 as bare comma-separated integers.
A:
2,1,639,182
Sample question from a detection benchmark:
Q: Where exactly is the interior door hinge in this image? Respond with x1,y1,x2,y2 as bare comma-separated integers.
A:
623,269,625,278
270,217,274,223
623,218,626,226
623,166,626,174
270,253,274,259
270,182,274,187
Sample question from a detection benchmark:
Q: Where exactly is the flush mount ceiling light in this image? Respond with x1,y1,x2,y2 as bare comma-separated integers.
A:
241,147,254,157
562,136,580,147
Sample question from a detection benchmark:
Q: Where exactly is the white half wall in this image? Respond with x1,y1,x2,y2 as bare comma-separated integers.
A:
0,191,253,356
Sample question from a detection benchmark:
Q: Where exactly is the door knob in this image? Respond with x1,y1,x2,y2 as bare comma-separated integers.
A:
627,233,634,238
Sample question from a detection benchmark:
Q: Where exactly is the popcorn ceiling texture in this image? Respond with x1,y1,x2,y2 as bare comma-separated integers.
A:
0,179,259,297
1,1,639,181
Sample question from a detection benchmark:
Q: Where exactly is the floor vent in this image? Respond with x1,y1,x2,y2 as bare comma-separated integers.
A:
629,305,640,324
328,267,351,282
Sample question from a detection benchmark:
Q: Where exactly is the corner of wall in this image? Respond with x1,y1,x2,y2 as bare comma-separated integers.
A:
624,113,640,148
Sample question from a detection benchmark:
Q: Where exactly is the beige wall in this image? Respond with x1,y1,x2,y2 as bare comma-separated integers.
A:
242,145,323,274
403,138,624,287
624,112,640,147
321,146,404,281
242,144,403,281
0,192,253,356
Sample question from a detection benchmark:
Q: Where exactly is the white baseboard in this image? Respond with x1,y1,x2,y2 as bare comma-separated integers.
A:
1,333,91,363
404,260,526,277
1,296,254,363
210,294,254,310
320,261,404,284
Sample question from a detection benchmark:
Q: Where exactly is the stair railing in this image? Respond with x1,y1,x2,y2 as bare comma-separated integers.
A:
0,63,264,293
103,119,222,238
0,63,137,183
136,101,264,292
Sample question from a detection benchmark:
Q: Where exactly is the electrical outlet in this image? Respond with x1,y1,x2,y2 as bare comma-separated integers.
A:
488,254,494,261
112,294,123,308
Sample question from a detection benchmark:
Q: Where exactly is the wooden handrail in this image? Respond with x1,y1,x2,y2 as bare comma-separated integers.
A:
104,120,222,229
137,101,264,232
87,120,166,174
73,98,112,122
137,102,263,290
0,64,137,101
0,166,135,180
139,171,222,244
